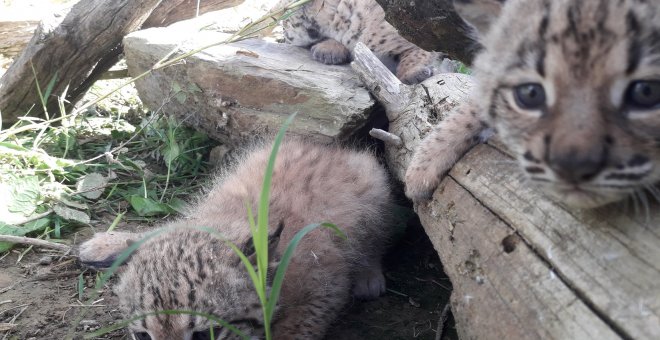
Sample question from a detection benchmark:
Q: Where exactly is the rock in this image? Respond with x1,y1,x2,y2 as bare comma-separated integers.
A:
123,17,376,145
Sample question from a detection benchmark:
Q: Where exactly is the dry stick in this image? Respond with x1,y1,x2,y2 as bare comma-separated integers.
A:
0,0,313,143
8,210,53,226
0,235,70,252
1,305,28,340
369,128,403,146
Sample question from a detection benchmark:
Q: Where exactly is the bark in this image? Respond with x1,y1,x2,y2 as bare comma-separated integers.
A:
351,42,660,340
0,0,242,126
143,0,243,28
375,0,476,64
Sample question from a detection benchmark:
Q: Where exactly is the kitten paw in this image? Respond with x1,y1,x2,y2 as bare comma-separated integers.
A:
78,232,137,269
310,39,351,65
353,267,386,300
404,165,442,201
398,66,434,85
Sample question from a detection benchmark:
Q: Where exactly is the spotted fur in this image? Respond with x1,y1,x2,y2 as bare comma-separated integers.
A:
280,0,437,84
79,139,394,339
406,0,660,208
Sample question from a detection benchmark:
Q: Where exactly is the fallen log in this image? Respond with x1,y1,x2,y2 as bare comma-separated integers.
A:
351,42,660,340
0,0,243,126
375,0,475,64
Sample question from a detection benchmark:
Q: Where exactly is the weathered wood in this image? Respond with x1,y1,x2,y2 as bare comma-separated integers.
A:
143,0,244,28
419,174,619,340
0,0,162,125
0,0,243,126
446,144,660,340
375,0,475,63
351,42,660,339
351,42,472,181
124,26,375,144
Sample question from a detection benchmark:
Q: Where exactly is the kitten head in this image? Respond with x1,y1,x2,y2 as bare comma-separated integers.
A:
86,226,282,340
455,0,660,207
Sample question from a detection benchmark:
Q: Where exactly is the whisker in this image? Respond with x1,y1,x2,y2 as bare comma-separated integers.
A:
514,172,527,183
644,184,660,204
635,190,651,223
629,191,641,216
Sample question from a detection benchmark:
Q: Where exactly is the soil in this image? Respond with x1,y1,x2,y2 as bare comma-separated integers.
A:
0,214,456,340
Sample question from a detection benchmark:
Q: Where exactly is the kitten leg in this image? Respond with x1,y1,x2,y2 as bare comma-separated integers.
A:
396,48,435,84
405,103,488,201
310,38,351,64
352,258,386,300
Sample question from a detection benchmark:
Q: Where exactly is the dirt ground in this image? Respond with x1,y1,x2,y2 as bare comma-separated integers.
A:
0,213,456,340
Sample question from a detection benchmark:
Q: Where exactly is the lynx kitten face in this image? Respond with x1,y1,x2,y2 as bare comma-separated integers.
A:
79,140,394,339
406,0,660,208
279,0,436,84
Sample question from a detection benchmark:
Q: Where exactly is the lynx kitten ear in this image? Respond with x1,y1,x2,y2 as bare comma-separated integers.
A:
453,0,505,37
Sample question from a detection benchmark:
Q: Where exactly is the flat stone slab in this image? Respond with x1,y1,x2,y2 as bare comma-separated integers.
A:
123,17,375,144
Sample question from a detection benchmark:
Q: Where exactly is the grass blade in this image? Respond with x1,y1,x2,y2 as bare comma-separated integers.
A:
256,113,297,292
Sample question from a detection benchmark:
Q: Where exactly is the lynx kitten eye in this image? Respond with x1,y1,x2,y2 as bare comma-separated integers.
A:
626,80,660,109
514,83,547,110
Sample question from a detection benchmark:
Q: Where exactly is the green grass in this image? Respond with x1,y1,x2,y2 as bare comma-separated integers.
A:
0,103,216,252
456,61,472,75
0,0,314,256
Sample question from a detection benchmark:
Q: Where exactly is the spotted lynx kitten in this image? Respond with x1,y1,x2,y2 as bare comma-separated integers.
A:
280,0,436,84
78,139,394,339
406,0,660,208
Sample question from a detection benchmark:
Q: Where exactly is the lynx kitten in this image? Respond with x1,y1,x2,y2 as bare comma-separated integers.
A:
79,139,394,339
406,0,660,208
280,0,437,84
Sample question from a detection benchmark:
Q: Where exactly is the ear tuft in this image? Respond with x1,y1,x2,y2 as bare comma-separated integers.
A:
453,0,505,38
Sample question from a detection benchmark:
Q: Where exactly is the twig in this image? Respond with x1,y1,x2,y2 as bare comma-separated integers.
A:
435,303,452,340
1,305,28,340
27,271,81,282
0,303,29,315
0,283,17,295
369,128,403,147
0,235,70,252
8,210,53,226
